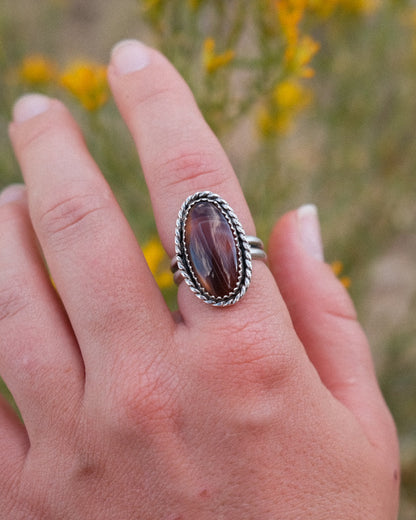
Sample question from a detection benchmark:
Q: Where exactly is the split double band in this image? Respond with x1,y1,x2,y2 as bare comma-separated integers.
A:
171,191,267,307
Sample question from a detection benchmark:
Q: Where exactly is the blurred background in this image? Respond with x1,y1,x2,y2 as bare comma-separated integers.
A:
0,0,415,516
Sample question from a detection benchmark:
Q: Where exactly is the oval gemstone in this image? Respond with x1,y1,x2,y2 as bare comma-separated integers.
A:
185,201,239,298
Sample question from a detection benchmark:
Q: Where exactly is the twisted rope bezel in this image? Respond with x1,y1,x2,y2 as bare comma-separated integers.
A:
174,191,252,306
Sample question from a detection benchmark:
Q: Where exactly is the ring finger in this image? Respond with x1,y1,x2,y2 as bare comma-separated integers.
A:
108,40,284,324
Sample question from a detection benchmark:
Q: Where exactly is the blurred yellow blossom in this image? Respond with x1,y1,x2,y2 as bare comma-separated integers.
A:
331,260,351,289
275,1,319,75
142,237,174,290
19,54,56,86
258,0,318,136
258,79,312,135
203,38,235,74
274,78,312,108
60,61,109,111
287,34,320,78
275,0,307,60
275,0,306,37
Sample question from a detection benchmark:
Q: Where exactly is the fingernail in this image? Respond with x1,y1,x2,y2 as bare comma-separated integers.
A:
0,184,26,206
13,93,51,123
297,204,324,261
111,39,150,75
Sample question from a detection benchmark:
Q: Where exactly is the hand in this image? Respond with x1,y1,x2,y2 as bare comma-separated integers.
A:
0,40,399,519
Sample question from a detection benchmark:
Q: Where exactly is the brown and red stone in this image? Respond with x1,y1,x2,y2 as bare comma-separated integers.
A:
185,201,239,298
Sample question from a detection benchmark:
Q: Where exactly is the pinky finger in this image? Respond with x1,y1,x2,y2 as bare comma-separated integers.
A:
268,205,398,452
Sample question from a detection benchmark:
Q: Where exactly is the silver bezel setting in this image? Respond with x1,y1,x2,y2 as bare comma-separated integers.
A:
174,191,252,306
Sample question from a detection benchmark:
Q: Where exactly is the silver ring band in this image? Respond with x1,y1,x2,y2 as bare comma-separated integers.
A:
172,191,267,307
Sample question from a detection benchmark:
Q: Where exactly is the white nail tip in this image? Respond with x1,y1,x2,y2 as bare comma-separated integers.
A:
297,203,318,219
297,203,324,262
110,39,150,75
13,94,51,123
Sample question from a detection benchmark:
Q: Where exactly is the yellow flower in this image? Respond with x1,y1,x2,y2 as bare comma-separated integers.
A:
287,34,320,78
274,1,319,76
273,78,312,108
19,54,56,86
142,237,174,290
203,38,235,74
60,61,109,111
258,79,312,136
340,276,352,289
275,0,306,53
276,0,306,35
331,260,351,289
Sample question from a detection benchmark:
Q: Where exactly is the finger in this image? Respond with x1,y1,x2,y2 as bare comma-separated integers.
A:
268,205,397,446
108,40,281,323
108,39,255,251
9,95,174,380
0,185,83,433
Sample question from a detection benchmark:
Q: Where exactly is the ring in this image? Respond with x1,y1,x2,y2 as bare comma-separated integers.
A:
171,191,267,307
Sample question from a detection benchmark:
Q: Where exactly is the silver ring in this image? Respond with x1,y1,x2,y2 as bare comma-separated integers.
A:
171,191,267,307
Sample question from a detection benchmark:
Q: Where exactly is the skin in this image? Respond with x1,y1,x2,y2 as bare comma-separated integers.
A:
0,40,399,519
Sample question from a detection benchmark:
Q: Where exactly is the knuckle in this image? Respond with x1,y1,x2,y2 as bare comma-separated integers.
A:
64,440,107,487
113,360,183,434
0,279,29,324
36,190,111,247
155,148,228,195
194,314,298,390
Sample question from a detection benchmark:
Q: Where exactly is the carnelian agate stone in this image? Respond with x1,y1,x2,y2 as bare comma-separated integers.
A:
185,201,239,298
